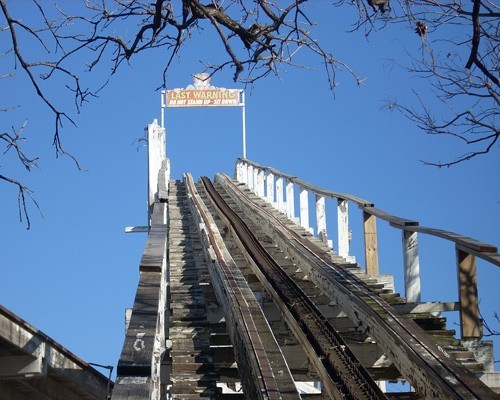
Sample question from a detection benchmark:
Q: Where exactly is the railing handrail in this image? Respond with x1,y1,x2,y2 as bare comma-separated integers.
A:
236,157,499,266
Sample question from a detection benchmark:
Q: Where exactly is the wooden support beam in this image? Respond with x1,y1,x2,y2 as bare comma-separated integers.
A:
392,302,459,314
457,248,481,339
363,211,379,275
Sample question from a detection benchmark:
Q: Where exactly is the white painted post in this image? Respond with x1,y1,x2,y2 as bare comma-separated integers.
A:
337,199,350,259
286,181,295,219
247,165,254,191
300,188,310,231
147,119,166,225
266,173,275,205
236,161,243,183
402,230,421,302
316,195,327,244
253,168,259,195
276,177,285,213
241,162,248,185
257,169,265,198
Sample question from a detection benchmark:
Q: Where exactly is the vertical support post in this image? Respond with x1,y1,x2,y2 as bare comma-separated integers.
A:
402,230,421,303
457,248,481,339
299,188,310,231
241,91,246,159
286,181,295,219
247,165,254,191
363,211,379,275
266,173,275,205
236,161,243,183
147,119,166,226
253,168,259,195
316,195,327,244
337,199,350,259
257,169,265,197
276,177,285,213
241,162,248,185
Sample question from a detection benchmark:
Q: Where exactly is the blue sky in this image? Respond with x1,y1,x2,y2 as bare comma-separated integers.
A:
1,1,498,379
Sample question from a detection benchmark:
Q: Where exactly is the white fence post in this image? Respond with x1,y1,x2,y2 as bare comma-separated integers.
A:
337,199,350,259
403,230,421,302
276,177,285,213
257,169,265,198
236,161,244,183
316,195,327,244
247,165,254,191
300,188,310,231
286,181,295,219
266,173,275,205
241,162,248,185
253,167,259,195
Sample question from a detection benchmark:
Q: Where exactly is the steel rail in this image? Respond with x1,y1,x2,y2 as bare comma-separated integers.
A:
200,176,387,400
218,173,498,400
184,174,282,400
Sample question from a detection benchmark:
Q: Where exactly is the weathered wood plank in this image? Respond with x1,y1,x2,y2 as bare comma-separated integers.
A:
111,376,150,400
139,220,167,272
457,249,481,339
117,271,162,377
406,226,497,254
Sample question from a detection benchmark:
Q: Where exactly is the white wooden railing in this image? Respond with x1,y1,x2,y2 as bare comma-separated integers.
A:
235,158,500,340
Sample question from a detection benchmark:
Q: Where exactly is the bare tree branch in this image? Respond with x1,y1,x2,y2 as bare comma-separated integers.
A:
0,0,498,226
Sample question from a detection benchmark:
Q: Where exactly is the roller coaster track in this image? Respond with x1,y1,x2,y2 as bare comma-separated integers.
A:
112,172,499,400
197,174,496,399
198,175,386,400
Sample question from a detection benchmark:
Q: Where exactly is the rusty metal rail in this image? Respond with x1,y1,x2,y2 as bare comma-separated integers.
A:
200,176,387,400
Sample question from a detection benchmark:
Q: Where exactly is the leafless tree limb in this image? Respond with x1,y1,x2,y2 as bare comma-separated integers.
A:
0,121,43,229
0,0,498,226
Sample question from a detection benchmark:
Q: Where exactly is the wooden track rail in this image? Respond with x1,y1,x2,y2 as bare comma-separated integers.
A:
216,172,498,400
200,176,388,400
185,174,298,399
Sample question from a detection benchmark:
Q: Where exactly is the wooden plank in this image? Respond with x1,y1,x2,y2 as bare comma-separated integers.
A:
392,302,459,314
405,226,497,254
139,221,167,272
457,244,500,267
117,271,161,377
111,376,150,400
